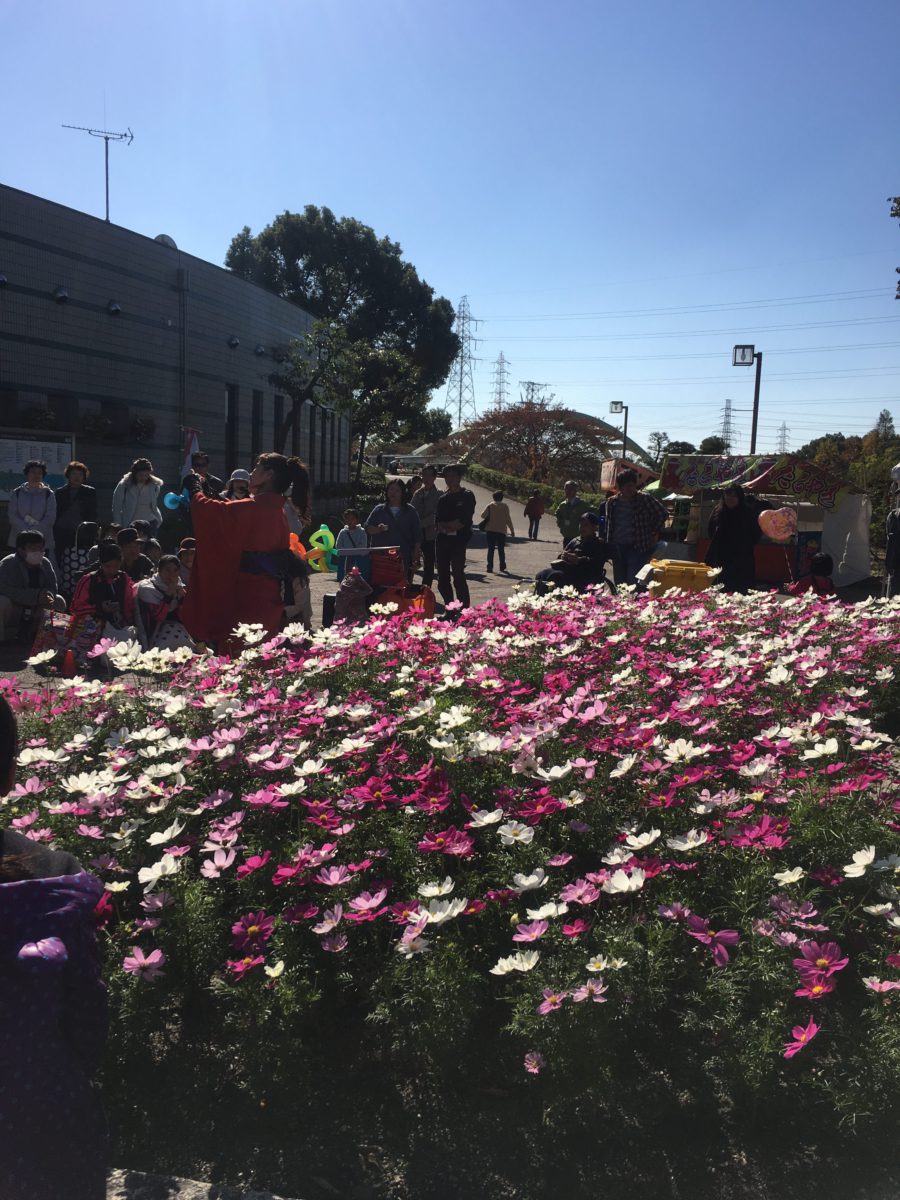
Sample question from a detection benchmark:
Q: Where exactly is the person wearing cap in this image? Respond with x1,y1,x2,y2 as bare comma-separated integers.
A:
116,528,154,584
190,452,224,499
221,469,251,500
535,511,609,596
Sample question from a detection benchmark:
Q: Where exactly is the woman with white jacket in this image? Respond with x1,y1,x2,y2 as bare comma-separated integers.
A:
111,457,164,533
7,460,57,550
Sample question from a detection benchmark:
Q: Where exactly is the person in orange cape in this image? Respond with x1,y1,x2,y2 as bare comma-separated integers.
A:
180,453,310,650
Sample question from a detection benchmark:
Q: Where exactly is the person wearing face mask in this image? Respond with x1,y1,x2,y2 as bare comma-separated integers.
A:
221,469,251,500
0,532,66,642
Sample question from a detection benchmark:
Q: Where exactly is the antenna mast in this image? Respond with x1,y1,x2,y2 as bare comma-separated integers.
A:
62,124,134,222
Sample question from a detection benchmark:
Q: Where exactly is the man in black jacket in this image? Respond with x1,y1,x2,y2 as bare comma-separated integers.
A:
191,451,225,499
435,464,477,609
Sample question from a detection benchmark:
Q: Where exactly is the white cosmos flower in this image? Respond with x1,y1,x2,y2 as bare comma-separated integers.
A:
863,903,895,917
874,666,894,682
602,846,634,866
146,819,185,846
264,960,285,979
104,881,130,893
511,869,548,893
773,867,806,885
137,853,181,891
586,956,609,973
767,665,791,685
662,739,708,764
25,649,59,667
466,732,505,755
295,758,326,777
624,828,661,850
438,705,473,729
609,754,638,779
666,829,709,852
801,738,839,760
601,868,646,895
469,808,504,827
19,747,70,766
843,846,876,878
526,902,569,921
418,876,455,898
489,950,540,975
498,821,535,847
533,762,573,782
423,897,468,925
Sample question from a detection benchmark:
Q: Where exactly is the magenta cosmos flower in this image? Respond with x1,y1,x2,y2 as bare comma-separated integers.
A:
524,1051,545,1075
123,946,166,981
537,987,568,1015
783,1017,820,1059
686,915,740,967
792,941,849,978
231,911,276,951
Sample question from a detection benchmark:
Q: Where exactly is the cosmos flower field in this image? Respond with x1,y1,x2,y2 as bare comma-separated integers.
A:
6,584,900,1195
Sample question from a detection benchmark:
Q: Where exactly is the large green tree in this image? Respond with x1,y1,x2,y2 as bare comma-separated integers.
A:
226,207,460,473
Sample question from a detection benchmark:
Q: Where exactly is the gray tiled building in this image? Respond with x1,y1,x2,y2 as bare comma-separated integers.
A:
0,183,349,515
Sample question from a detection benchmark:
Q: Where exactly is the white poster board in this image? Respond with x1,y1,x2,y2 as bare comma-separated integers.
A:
0,435,75,501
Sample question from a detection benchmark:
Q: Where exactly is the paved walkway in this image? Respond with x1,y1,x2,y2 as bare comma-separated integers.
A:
306,478,566,624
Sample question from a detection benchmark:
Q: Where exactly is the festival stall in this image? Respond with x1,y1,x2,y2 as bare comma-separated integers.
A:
657,454,871,587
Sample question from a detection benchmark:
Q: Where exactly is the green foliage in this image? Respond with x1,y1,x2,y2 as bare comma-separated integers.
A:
699,434,727,454
464,461,607,509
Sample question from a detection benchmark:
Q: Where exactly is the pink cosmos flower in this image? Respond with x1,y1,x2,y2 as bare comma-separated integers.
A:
792,941,849,978
200,848,236,879
348,888,388,913
76,824,104,840
572,978,608,1003
236,851,272,880
12,777,45,796
123,946,166,981
685,915,740,967
561,918,591,938
231,911,276,951
863,978,900,993
321,933,348,953
416,826,475,857
783,1018,820,1058
546,852,573,867
524,1051,545,1075
316,864,351,886
887,954,900,970
658,902,691,921
559,879,600,906
513,920,549,943
537,987,568,1015
312,905,344,934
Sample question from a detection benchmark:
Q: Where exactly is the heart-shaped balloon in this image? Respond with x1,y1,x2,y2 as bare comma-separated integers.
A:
758,507,798,543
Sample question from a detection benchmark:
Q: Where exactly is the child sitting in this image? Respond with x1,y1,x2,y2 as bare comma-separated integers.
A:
335,508,369,581
787,552,836,597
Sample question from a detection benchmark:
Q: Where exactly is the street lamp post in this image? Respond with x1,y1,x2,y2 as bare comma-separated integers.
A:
609,401,629,460
732,345,763,454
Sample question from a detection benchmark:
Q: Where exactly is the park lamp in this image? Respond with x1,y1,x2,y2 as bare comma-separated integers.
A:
609,400,629,460
732,344,763,454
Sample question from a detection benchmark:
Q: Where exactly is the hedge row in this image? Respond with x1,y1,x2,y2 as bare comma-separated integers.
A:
463,462,607,512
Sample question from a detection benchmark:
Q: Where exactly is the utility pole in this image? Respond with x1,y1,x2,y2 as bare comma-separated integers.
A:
63,124,134,222
443,295,479,427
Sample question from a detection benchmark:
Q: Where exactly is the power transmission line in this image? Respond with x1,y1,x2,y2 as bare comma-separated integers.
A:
442,295,479,427
491,352,510,410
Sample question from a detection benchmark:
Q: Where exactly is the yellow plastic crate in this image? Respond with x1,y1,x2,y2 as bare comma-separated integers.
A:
649,559,714,594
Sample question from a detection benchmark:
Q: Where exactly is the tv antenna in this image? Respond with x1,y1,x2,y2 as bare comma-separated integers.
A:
62,124,134,222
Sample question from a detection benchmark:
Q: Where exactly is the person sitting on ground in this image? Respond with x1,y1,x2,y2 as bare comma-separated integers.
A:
535,512,609,596
136,554,195,650
335,508,369,582
178,538,196,586
555,480,592,548
0,532,67,643
221,469,251,500
480,491,516,574
85,524,120,570
786,552,836,598
0,694,109,1200
524,491,545,540
71,543,137,631
144,538,162,567
117,527,154,583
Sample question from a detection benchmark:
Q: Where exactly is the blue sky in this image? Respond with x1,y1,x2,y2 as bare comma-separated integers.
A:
4,0,899,454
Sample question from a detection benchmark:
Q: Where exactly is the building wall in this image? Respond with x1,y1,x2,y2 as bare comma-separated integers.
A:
0,184,349,515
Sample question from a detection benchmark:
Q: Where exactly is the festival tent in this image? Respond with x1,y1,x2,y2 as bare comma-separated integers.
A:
657,454,871,587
